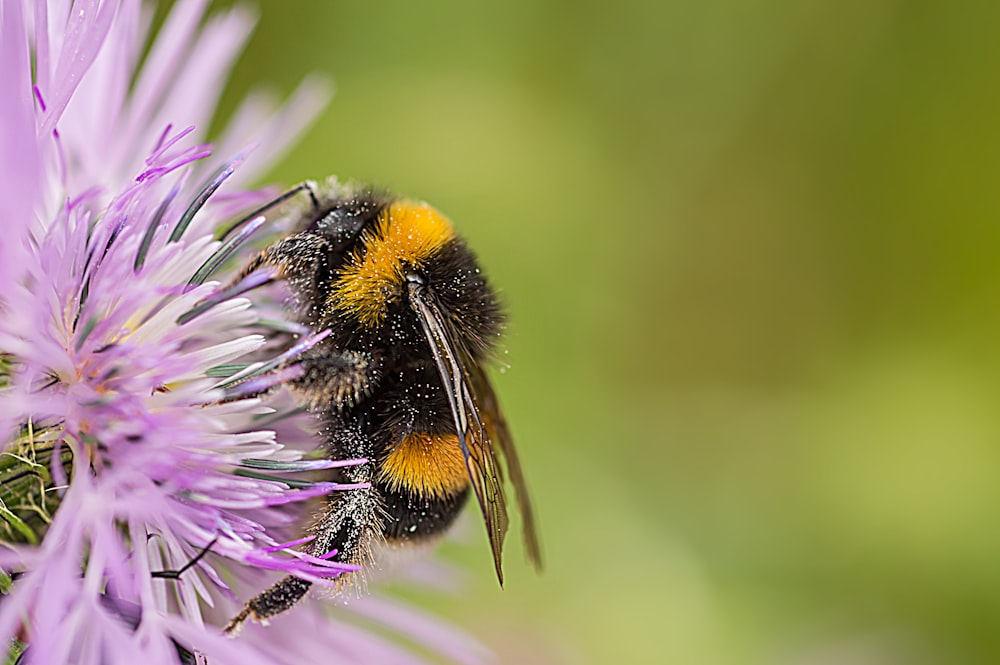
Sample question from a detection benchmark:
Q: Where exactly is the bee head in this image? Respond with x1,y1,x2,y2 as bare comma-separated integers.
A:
304,191,382,254
323,200,504,360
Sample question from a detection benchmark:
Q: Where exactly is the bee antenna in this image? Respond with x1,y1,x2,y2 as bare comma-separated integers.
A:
150,537,219,580
218,181,320,242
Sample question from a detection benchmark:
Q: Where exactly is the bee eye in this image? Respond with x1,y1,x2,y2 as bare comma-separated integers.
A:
405,273,425,286
311,209,366,250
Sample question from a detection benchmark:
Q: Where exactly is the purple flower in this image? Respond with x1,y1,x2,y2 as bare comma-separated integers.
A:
0,2,489,663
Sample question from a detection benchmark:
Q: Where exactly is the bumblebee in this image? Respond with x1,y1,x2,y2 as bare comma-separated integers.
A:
226,180,541,630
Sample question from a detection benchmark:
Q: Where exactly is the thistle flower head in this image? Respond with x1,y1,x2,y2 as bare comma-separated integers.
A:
0,2,489,663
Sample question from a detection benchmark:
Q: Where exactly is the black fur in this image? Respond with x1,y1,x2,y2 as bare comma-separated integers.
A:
227,183,504,628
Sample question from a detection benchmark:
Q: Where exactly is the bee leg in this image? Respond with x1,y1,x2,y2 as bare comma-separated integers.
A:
211,349,382,408
232,230,330,287
290,349,384,410
224,486,381,632
224,575,313,633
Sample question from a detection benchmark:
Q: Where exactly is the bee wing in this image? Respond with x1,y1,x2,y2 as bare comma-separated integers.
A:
465,361,543,571
407,278,510,584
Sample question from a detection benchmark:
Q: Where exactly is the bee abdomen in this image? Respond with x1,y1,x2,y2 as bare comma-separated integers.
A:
377,432,469,499
379,482,470,541
374,430,471,541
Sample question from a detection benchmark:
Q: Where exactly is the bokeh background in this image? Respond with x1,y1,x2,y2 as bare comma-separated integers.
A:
203,1,1000,663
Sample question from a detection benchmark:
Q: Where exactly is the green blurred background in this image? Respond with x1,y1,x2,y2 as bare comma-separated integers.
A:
207,1,1000,663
